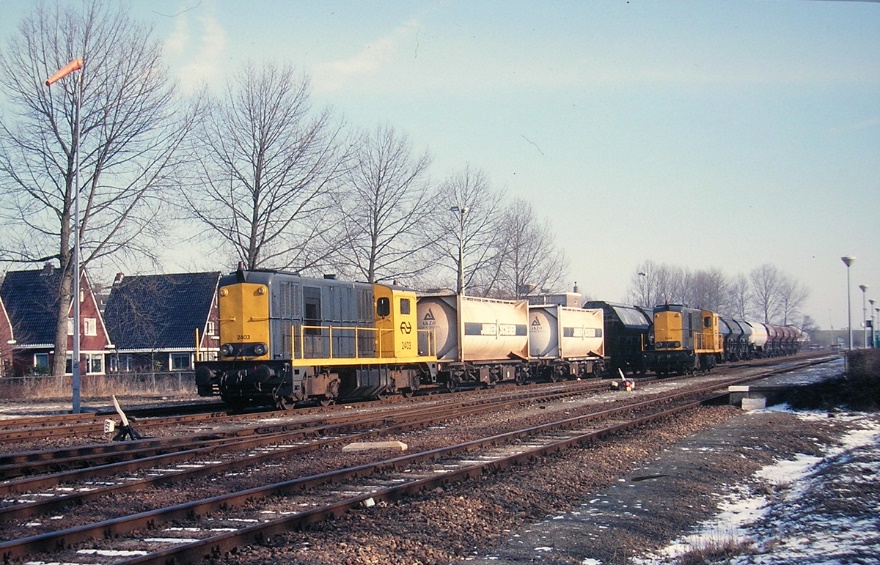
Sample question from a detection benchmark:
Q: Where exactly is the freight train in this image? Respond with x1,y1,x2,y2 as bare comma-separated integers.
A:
195,268,802,409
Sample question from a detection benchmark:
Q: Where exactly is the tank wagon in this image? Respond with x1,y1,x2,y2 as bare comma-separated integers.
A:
195,268,437,408
417,293,530,388
645,304,724,375
582,301,652,375
528,305,605,380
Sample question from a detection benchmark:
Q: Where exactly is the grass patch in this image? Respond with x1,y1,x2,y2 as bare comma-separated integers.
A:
674,536,756,565
0,373,197,401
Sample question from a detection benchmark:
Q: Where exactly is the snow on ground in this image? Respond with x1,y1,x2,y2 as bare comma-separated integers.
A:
636,406,880,565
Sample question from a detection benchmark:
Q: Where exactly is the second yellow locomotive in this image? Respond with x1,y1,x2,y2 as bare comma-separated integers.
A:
645,304,724,375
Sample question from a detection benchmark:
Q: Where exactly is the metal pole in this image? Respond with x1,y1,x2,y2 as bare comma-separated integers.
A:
841,256,855,351
71,69,83,414
451,206,468,296
46,59,84,414
859,285,869,349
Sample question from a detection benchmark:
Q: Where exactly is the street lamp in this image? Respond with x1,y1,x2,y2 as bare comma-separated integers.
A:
841,256,855,351
870,298,876,348
859,284,869,348
450,206,469,296
47,58,84,414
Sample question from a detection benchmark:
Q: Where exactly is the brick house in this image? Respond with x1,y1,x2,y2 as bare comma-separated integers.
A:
0,264,112,377
0,294,14,377
103,272,221,374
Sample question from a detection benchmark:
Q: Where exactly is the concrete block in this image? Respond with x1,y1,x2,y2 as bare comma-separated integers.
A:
342,441,408,452
741,397,767,411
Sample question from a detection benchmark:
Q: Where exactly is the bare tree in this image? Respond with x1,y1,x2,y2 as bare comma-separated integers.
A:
750,263,782,323
497,199,568,299
0,1,189,377
335,124,436,283
685,267,729,312
648,262,687,306
778,274,809,326
727,273,752,319
428,165,507,295
629,260,660,308
182,62,350,272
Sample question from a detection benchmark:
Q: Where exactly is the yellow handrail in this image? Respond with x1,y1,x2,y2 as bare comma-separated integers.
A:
290,324,436,360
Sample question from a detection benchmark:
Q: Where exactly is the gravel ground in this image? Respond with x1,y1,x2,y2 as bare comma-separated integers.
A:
209,402,877,565
5,356,875,565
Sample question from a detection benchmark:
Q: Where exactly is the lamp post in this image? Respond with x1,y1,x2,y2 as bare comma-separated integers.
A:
841,256,855,351
450,206,469,296
638,272,648,308
870,298,876,348
859,285,869,348
47,58,84,414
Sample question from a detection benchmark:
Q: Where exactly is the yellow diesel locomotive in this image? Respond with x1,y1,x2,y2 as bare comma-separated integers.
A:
195,268,437,409
644,304,724,375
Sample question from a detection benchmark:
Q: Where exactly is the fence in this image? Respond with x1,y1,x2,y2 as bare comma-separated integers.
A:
0,371,197,400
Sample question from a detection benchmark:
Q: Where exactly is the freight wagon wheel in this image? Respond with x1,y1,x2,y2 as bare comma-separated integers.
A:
318,398,335,407
401,389,414,398
276,396,296,411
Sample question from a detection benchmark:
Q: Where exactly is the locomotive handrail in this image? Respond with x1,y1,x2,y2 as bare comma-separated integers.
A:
292,324,381,360
290,324,437,361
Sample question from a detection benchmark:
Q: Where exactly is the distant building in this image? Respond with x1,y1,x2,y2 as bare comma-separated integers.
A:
0,264,111,377
103,272,220,374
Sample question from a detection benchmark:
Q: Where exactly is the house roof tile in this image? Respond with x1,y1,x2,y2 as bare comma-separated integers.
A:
103,272,220,350
0,267,67,346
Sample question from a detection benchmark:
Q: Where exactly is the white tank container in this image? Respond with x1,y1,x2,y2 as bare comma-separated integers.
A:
529,306,604,360
417,294,529,362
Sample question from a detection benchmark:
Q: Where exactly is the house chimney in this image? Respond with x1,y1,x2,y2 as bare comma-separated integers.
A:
114,272,125,285
41,262,54,275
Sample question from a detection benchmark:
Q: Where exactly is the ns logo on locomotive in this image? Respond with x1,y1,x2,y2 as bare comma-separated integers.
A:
195,268,802,409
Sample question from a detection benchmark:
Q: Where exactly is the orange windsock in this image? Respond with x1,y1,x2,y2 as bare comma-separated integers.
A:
45,58,83,86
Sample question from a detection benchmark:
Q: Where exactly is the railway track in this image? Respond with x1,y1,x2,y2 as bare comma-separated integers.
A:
0,380,610,517
0,357,835,564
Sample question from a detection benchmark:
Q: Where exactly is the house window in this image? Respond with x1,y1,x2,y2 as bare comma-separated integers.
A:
118,354,133,372
88,354,103,374
67,318,73,336
84,318,97,336
170,353,191,370
206,321,216,336
34,353,49,369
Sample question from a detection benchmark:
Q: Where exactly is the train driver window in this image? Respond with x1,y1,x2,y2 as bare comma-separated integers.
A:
704,316,712,328
400,298,411,315
377,297,391,317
